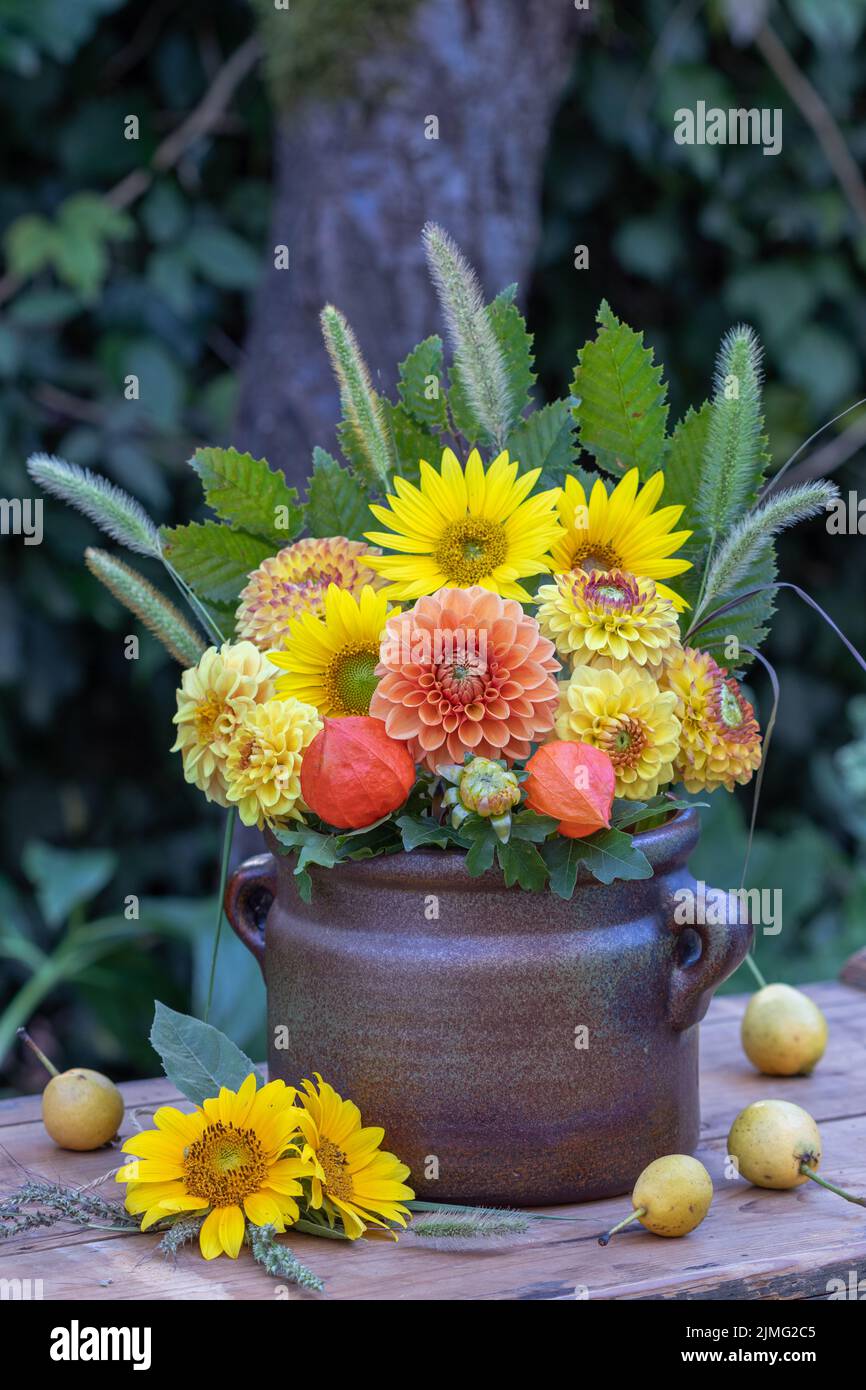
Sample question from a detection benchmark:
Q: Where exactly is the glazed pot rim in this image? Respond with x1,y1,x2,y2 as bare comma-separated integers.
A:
265,805,701,891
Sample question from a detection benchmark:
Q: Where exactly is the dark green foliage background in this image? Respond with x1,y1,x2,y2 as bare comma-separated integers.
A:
1,0,865,1091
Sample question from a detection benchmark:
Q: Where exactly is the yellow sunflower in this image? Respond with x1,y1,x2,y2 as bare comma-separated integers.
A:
292,1074,414,1240
363,447,563,601
551,468,692,611
556,663,681,799
116,1075,312,1260
268,583,396,717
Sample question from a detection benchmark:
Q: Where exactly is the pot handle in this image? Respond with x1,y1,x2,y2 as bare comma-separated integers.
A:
224,853,276,975
666,886,753,1031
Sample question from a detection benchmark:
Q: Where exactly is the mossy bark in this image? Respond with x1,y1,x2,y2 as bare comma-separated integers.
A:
236,0,579,485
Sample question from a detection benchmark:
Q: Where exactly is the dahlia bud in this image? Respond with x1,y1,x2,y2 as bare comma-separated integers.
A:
440,757,521,842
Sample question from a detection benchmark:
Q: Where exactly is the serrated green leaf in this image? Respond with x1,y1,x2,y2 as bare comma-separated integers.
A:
161,521,273,604
488,287,536,425
576,827,653,884
305,448,371,540
508,810,560,842
150,1001,262,1106
397,335,448,433
464,826,497,875
572,300,668,477
496,839,548,891
541,837,585,901
544,825,652,891
382,401,441,486
506,399,577,485
396,814,455,851
661,401,712,608
191,446,303,545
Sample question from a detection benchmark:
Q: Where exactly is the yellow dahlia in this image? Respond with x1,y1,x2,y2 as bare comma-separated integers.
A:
116,1075,312,1260
551,468,692,611
236,536,382,651
664,646,762,793
268,583,397,717
224,697,322,828
171,641,275,805
535,568,682,670
556,663,681,799
292,1074,414,1240
363,447,562,601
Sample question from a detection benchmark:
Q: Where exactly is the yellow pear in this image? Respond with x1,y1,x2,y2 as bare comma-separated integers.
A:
41,1068,125,1150
727,1099,820,1189
599,1154,713,1244
19,1029,124,1151
741,984,827,1076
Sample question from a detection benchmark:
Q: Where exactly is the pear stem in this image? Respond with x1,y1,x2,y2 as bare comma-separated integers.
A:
799,1163,866,1207
17,1027,59,1077
598,1206,647,1246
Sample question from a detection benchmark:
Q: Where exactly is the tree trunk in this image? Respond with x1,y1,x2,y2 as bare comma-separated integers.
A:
235,0,579,486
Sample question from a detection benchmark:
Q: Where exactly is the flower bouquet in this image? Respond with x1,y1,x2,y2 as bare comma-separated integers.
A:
27,223,858,1221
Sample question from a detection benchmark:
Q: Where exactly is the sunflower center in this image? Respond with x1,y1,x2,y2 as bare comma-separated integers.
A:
183,1122,268,1208
317,1137,355,1201
570,542,621,575
719,681,744,729
436,518,508,586
325,645,380,716
603,717,647,767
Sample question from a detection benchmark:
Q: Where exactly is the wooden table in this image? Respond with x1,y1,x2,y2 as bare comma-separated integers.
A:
2,977,864,1301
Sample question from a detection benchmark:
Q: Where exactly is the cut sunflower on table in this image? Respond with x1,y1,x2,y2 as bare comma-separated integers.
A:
116,1075,313,1260
292,1074,415,1240
364,447,563,601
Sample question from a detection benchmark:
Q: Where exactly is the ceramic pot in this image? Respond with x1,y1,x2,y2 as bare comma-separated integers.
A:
225,808,750,1205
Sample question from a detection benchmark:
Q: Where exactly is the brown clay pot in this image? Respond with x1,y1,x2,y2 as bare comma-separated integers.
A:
225,808,750,1206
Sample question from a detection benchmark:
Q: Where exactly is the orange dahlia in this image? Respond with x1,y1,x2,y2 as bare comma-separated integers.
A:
664,646,762,792
370,586,561,770
235,537,381,650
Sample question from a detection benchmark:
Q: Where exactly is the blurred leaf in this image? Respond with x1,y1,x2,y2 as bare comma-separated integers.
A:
186,225,262,291
22,841,117,929
613,215,682,283
788,0,866,49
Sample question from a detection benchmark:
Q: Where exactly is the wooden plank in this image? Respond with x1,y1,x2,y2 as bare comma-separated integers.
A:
1,986,864,1301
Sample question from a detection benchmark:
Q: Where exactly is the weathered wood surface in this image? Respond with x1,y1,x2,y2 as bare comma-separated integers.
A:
1,982,863,1301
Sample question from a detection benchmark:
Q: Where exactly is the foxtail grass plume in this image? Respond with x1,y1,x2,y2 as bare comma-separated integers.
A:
27,454,161,558
85,548,205,666
320,304,394,488
693,480,838,624
422,222,513,449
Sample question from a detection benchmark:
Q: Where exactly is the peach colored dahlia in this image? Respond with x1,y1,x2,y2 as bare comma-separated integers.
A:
235,537,381,651
369,586,561,770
